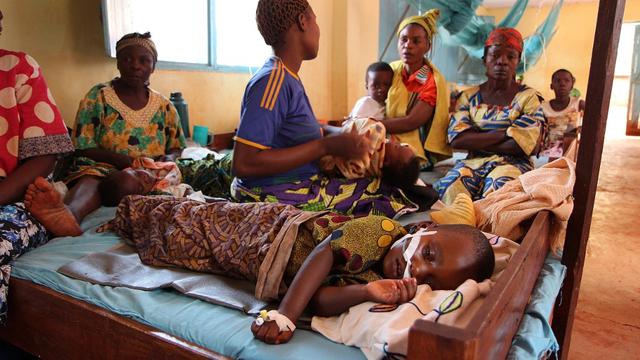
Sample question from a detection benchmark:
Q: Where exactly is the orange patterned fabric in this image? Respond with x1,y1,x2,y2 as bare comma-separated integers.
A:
101,195,320,300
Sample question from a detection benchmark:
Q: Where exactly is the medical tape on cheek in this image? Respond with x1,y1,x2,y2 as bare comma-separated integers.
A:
402,229,437,278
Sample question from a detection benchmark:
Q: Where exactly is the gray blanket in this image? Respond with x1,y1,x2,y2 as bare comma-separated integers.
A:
58,243,271,314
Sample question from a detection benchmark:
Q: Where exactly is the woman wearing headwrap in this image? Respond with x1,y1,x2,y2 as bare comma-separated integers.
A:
384,9,452,168
0,9,74,323
433,28,546,204
230,0,420,219
25,32,185,237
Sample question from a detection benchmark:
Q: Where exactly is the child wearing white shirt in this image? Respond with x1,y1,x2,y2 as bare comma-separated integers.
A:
347,62,394,122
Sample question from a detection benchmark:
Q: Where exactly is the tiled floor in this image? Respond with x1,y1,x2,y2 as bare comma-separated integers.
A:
567,110,640,359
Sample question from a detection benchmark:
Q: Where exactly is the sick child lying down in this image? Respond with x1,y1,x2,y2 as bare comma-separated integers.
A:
97,157,229,206
102,195,494,345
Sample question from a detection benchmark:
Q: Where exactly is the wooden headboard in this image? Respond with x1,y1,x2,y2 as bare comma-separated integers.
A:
408,212,551,359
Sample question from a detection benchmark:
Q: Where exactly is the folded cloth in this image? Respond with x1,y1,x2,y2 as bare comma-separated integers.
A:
474,157,576,255
430,193,475,226
131,157,190,197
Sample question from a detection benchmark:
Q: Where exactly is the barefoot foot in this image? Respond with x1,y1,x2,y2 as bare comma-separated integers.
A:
25,177,82,237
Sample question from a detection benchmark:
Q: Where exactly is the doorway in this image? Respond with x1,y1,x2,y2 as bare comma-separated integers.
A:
613,22,640,136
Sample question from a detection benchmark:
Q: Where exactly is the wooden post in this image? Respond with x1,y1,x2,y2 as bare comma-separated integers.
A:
552,0,626,358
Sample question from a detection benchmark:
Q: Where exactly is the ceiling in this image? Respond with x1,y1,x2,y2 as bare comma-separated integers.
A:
482,0,597,8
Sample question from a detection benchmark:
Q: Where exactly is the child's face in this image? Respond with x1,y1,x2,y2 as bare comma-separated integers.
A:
366,70,393,104
382,224,478,290
383,139,414,167
551,71,574,98
119,168,157,194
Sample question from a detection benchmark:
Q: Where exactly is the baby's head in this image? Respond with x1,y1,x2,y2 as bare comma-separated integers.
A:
551,69,575,98
382,139,420,190
382,224,495,290
98,168,157,206
365,62,394,105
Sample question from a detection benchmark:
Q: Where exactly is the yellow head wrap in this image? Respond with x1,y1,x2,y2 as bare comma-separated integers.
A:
397,9,440,41
116,32,158,62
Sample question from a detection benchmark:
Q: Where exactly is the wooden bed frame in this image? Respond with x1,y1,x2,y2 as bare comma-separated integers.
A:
0,0,624,358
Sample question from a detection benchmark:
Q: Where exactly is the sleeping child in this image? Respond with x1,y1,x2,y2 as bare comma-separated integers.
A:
540,69,585,159
97,158,197,206
321,118,420,186
346,62,394,122
102,195,495,345
320,117,437,209
98,156,232,206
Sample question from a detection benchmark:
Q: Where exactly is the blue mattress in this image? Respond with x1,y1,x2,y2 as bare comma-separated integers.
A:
12,207,364,360
12,207,565,359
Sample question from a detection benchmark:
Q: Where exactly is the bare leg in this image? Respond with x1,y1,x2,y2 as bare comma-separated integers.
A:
63,176,102,222
24,177,83,237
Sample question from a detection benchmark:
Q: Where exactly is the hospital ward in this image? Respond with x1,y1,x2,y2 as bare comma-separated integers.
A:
0,0,639,359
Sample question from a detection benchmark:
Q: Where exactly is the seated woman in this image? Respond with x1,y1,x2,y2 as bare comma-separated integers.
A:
103,195,495,345
383,9,452,168
434,28,546,204
231,0,419,218
0,8,74,323
25,32,185,236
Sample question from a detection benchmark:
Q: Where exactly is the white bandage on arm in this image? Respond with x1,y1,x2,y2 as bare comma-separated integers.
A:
255,310,296,332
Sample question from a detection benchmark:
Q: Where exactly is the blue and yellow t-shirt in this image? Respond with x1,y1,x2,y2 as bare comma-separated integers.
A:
235,57,322,188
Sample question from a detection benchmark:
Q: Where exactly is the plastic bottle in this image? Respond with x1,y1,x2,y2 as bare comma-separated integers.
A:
170,92,190,138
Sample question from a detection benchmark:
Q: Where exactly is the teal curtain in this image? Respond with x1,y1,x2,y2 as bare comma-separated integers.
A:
379,0,564,76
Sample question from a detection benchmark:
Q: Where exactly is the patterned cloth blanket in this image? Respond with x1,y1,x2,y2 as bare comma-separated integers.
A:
99,195,322,300
131,157,189,197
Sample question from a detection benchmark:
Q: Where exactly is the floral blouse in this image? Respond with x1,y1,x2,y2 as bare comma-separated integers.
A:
72,82,185,158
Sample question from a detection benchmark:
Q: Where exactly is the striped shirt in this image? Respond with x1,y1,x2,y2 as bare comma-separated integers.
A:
235,57,321,188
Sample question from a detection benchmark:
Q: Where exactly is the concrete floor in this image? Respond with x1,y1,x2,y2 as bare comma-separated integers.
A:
567,112,640,358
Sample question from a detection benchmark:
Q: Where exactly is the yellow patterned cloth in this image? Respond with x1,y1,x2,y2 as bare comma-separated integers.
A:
285,214,407,286
430,193,476,226
386,60,451,165
397,9,440,39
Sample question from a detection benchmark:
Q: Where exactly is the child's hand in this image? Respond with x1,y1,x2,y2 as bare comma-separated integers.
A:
251,320,294,344
366,278,417,304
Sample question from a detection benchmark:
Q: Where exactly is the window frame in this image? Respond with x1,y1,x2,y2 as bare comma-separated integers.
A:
100,0,265,73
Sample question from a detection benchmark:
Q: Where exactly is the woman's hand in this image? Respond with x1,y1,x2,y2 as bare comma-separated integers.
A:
366,278,418,304
251,320,294,345
323,128,371,160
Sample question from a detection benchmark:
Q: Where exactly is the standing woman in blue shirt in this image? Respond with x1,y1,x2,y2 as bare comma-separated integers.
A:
232,0,418,218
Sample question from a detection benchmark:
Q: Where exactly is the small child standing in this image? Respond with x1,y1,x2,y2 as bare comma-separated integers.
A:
541,69,585,159
346,62,394,122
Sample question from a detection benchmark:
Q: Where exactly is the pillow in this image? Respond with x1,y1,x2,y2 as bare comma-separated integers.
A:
430,192,475,226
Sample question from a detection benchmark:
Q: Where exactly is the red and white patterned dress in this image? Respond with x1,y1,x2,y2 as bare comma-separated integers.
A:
0,49,73,177
0,49,73,324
